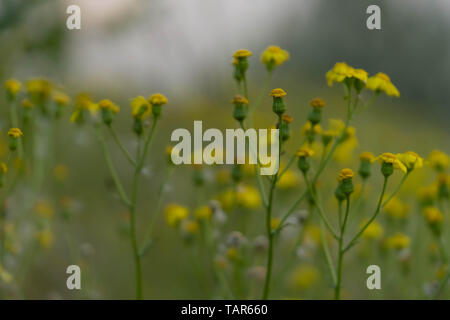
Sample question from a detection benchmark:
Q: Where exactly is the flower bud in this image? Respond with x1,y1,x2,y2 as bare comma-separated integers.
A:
98,99,119,126
381,162,394,177
337,168,354,196
296,147,314,174
307,98,325,125
233,49,252,82
358,152,375,180
7,128,23,151
148,93,168,118
270,88,287,116
279,115,293,141
4,79,21,100
231,95,249,122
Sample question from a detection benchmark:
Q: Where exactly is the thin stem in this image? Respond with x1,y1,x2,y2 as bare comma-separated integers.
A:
319,219,337,286
108,125,136,167
95,126,131,207
335,195,351,300
303,172,338,239
343,176,389,253
381,172,410,208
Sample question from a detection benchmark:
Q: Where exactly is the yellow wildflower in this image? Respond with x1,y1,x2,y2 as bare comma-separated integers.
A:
182,220,200,234
270,217,281,231
4,79,21,98
301,121,322,136
338,168,354,181
21,98,34,109
148,93,168,106
377,153,407,174
270,88,287,98
231,95,249,105
7,128,23,138
261,45,289,68
70,93,98,123
296,147,315,158
383,197,410,219
326,62,368,86
386,232,410,250
0,162,7,174
164,203,189,227
360,219,384,240
130,96,151,119
216,188,235,211
194,205,213,220
289,265,320,290
236,185,261,209
397,151,423,171
309,98,326,109
53,164,69,181
98,99,120,114
35,230,54,249
277,169,299,190
417,184,438,204
53,92,70,106
359,151,375,162
366,72,400,97
226,247,239,262
34,200,55,219
26,78,52,102
423,206,443,224
428,150,449,171
233,49,252,58
0,265,13,284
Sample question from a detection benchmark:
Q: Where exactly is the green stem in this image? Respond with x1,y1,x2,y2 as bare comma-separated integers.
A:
95,126,131,207
335,195,351,300
381,172,410,208
108,126,136,167
319,219,337,286
343,176,389,253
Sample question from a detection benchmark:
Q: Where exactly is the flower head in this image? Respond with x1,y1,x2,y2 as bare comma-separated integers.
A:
360,219,384,240
377,152,407,175
53,92,70,106
423,206,443,224
338,168,354,182
26,78,52,103
309,98,326,109
164,203,189,227
359,151,375,162
261,45,289,70
130,96,151,119
194,205,213,220
7,128,23,139
148,93,168,106
383,197,410,219
231,95,249,105
386,232,410,250
270,88,287,98
366,72,400,97
428,150,449,172
233,49,252,58
326,62,368,87
0,163,7,174
397,151,423,171
98,99,120,113
296,147,315,158
4,79,21,98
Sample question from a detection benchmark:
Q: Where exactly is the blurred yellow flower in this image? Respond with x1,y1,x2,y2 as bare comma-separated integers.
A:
359,151,375,162
233,49,252,58
296,147,315,158
130,96,151,119
0,265,13,284
194,205,213,220
277,169,299,190
270,217,281,231
366,72,400,97
148,93,168,106
217,188,235,211
338,168,354,181
289,265,320,290
0,162,7,174
164,203,189,227
397,151,423,171
98,99,120,114
53,91,70,106
4,79,21,98
383,197,409,219
182,220,200,234
416,184,438,204
231,95,249,105
26,78,52,102
53,164,69,181
34,200,55,218
385,232,410,250
301,121,322,136
226,247,239,262
35,230,54,249
326,62,368,86
423,206,443,224
309,98,326,109
21,98,34,109
236,185,262,209
270,88,287,98
377,153,407,174
428,150,449,171
261,45,289,68
360,219,384,239
7,128,23,138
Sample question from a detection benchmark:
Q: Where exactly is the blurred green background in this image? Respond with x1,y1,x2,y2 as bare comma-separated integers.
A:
0,0,449,299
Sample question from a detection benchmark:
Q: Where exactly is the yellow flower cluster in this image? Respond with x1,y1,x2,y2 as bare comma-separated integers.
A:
337,168,354,181
377,153,407,173
261,45,289,68
326,62,368,86
98,99,120,114
366,72,400,97
270,88,287,98
7,128,23,138
164,203,189,227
